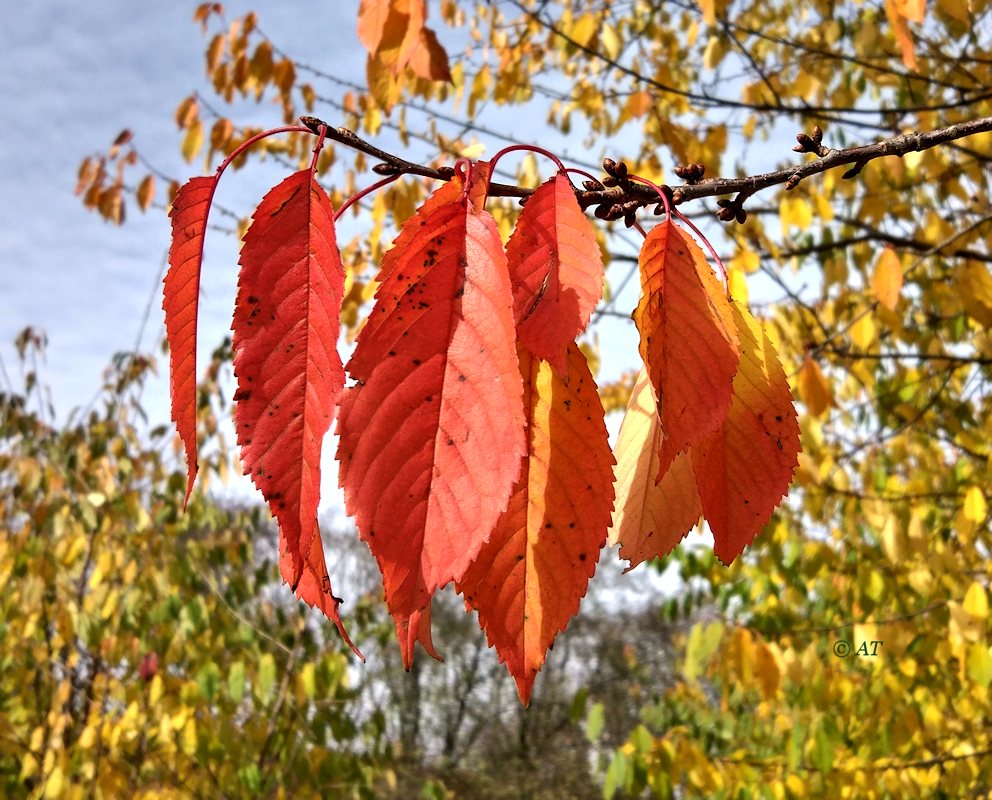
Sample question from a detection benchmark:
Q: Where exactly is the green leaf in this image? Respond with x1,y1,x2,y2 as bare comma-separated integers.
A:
196,662,220,701
603,750,628,799
256,653,276,705
227,661,245,702
585,701,605,742
684,621,724,682
967,644,992,688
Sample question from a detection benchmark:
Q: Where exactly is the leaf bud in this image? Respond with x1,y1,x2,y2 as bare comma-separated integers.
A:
812,125,823,144
717,205,736,222
735,206,748,224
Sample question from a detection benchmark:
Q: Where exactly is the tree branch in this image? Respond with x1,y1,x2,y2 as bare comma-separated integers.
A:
299,115,992,223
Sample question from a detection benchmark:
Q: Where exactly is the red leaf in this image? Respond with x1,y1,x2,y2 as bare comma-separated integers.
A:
633,219,740,475
232,169,358,655
164,175,217,508
459,344,614,704
337,174,525,628
395,601,444,669
506,173,604,375
691,303,800,564
609,368,701,569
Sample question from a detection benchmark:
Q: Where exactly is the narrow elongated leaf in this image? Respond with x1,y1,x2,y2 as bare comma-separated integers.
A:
633,220,740,476
337,175,525,626
609,368,701,569
231,169,356,653
459,344,614,705
506,173,603,374
164,175,217,508
691,303,801,564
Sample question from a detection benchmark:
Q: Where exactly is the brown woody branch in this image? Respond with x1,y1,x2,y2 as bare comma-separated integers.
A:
301,114,992,224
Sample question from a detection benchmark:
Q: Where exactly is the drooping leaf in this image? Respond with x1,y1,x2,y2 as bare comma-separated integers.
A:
872,246,903,311
164,175,217,508
357,0,393,54
506,173,604,375
691,303,801,564
797,354,833,417
231,169,357,655
459,344,614,705
609,367,701,569
633,219,740,475
337,171,525,629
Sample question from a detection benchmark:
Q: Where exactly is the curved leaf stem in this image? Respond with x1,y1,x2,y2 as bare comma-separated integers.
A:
216,125,314,178
333,174,401,221
308,123,329,174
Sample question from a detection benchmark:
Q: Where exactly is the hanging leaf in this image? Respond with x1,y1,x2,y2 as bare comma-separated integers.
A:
691,303,801,565
798,354,833,417
872,246,904,311
506,173,604,375
633,219,740,475
610,368,701,569
231,169,357,654
164,175,217,508
337,170,525,629
459,344,614,705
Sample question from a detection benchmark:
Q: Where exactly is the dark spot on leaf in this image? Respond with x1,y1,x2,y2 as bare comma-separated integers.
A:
413,358,421,366
579,553,587,561
458,374,466,382
247,295,259,303
564,399,571,410
544,522,553,529
388,350,396,356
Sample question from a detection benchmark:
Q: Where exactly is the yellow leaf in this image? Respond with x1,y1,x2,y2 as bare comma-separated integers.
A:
779,196,812,231
937,0,970,23
181,119,203,163
849,313,876,349
567,13,598,47
963,581,989,619
797,356,832,417
702,36,723,70
149,674,164,705
872,247,903,311
730,248,760,274
956,261,992,326
44,766,65,799
609,368,701,567
964,486,988,523
728,268,749,304
600,23,621,60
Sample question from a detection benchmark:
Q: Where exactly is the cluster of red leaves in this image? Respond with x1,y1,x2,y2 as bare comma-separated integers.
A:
165,156,799,704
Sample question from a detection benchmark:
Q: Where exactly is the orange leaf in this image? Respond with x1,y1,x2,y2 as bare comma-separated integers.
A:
872,246,903,311
633,219,740,474
136,175,155,212
506,174,604,375
357,0,393,54
798,354,833,417
337,173,526,628
609,368,701,569
691,303,800,564
164,175,217,508
459,345,614,705
884,0,918,69
407,26,452,82
231,170,358,656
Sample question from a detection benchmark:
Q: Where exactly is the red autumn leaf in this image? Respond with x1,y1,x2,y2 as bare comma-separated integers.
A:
633,219,740,476
691,302,801,564
458,344,614,705
506,173,604,375
164,175,217,508
609,368,701,569
336,172,525,628
395,600,444,670
231,169,358,656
